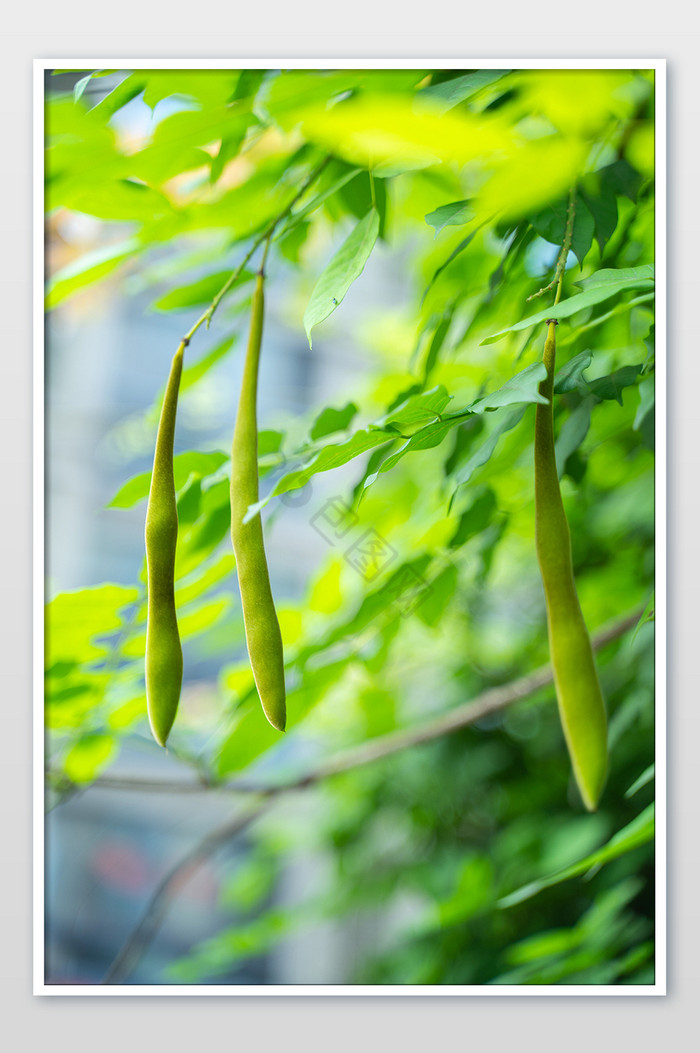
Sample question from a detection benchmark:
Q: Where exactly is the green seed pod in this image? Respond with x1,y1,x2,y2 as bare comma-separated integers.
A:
535,320,608,811
230,272,286,731
145,343,184,747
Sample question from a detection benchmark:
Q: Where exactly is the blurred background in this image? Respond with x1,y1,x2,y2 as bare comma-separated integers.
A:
44,67,656,986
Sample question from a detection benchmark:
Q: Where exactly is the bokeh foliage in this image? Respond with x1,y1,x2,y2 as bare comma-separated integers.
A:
45,67,655,985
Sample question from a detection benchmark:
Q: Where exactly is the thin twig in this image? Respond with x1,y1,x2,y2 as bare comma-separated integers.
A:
526,188,577,302
101,801,271,985
180,155,331,345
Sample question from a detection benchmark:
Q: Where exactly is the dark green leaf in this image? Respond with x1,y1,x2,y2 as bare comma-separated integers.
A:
528,192,595,268
338,172,388,240
581,174,619,254
634,375,655,430
449,488,497,549
587,364,642,404
452,406,527,489
602,158,644,201
498,805,655,908
625,764,654,799
420,70,511,112
555,399,593,477
630,592,655,644
553,350,593,393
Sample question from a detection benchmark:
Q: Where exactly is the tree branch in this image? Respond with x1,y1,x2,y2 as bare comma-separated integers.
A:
89,607,642,799
180,155,331,345
97,606,642,985
101,801,271,985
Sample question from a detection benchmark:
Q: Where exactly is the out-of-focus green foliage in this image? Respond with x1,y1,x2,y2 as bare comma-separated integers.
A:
45,67,656,986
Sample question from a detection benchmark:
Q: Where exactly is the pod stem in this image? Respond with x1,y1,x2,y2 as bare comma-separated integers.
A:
526,188,577,303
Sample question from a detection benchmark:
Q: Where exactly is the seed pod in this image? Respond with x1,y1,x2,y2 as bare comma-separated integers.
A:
144,343,184,747
535,320,607,810
230,272,286,731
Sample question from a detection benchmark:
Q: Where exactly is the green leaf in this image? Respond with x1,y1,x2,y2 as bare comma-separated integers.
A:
553,350,593,393
258,430,285,456
602,158,644,201
108,450,228,508
64,734,118,784
413,563,459,626
152,269,253,312
625,764,655,799
310,402,358,441
246,429,393,520
73,73,96,103
45,238,140,310
216,702,281,778
275,166,363,238
422,224,485,303
337,172,388,240
378,385,452,429
122,598,230,657
634,374,655,430
630,591,655,644
581,175,619,254
575,265,654,290
528,192,595,268
303,209,380,348
141,71,240,110
420,70,511,113
555,399,593,478
587,364,642,404
176,477,202,526
470,363,548,413
481,268,655,343
179,335,237,395
451,406,527,489
175,554,237,607
424,200,474,236
54,178,172,225
420,308,454,381
363,419,457,492
498,804,654,908
449,488,497,549
46,584,139,665
210,122,253,183
88,73,147,118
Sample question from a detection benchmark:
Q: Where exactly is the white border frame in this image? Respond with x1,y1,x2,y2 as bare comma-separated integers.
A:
34,57,666,996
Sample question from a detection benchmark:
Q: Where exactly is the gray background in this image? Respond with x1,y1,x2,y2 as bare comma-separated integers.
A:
2,10,696,1053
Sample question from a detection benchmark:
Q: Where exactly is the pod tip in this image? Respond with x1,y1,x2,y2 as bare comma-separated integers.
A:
264,707,286,733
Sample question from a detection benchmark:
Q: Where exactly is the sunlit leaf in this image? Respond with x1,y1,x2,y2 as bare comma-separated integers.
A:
304,209,380,348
